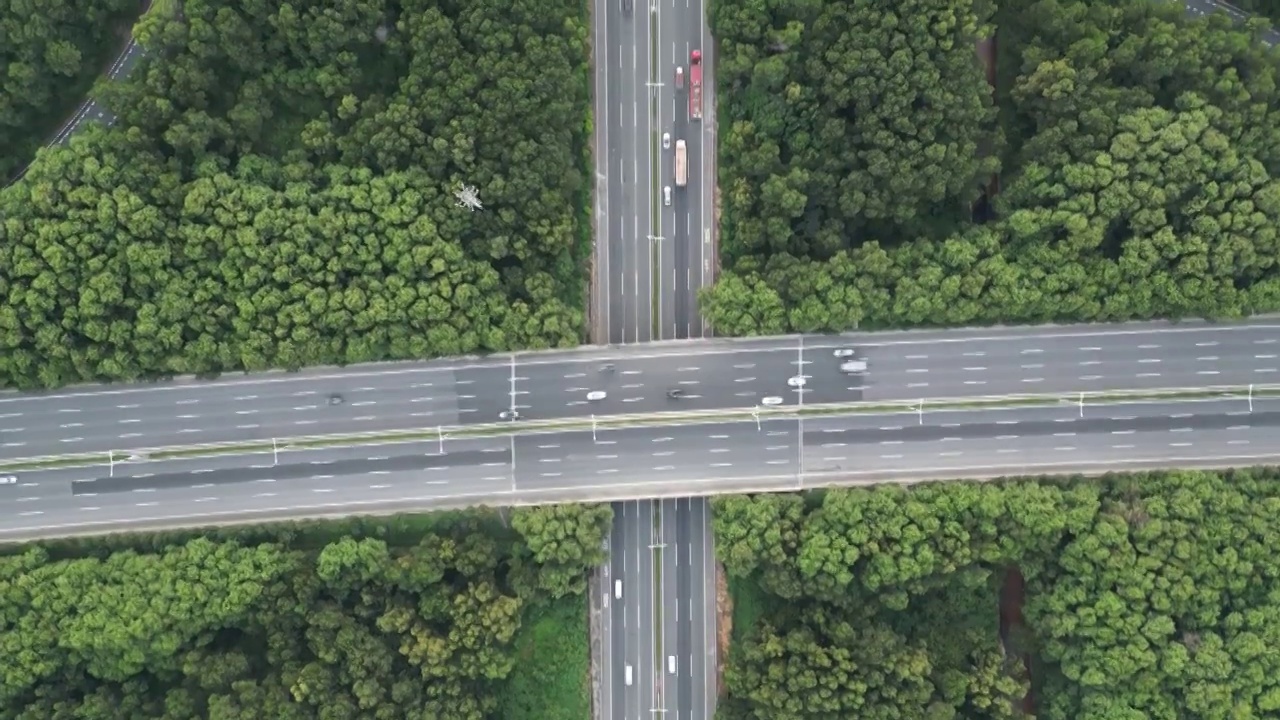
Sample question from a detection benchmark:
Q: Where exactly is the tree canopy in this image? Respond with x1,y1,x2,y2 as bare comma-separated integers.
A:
0,0,136,180
715,467,1280,720
0,503,609,719
0,0,592,389
703,0,1280,334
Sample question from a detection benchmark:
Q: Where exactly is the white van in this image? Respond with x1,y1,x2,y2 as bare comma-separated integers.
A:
668,656,676,674
615,580,623,599
625,664,633,685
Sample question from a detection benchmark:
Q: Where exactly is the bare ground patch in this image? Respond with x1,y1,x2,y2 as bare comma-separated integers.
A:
714,561,731,698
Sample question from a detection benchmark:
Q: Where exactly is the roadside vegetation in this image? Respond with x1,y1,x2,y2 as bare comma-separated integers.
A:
0,0,593,390
0,502,610,719
0,0,138,180
704,0,1280,333
714,467,1280,719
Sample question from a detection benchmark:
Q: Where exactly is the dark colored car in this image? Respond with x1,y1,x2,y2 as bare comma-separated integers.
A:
622,0,632,14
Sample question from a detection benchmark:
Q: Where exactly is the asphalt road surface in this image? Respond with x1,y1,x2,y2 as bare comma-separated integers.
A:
3,394,1277,533
52,40,147,144
602,500,658,720
657,497,715,720
3,320,1277,459
595,0,655,344
655,0,713,341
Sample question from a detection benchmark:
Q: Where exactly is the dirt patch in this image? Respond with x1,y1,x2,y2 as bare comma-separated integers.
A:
714,562,732,698
998,567,1035,716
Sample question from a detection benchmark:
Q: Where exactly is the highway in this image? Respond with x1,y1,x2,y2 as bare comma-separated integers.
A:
4,320,1278,458
1184,0,1280,45
2,394,1278,534
596,0,655,344
655,0,713,340
592,0,718,712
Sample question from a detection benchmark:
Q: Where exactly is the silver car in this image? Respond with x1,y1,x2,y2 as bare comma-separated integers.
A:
663,132,670,149
664,186,672,206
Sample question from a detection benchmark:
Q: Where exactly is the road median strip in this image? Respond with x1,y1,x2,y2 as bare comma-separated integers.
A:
2,383,1276,473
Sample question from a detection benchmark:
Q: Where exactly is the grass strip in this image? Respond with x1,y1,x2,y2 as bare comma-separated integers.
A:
3,384,1277,473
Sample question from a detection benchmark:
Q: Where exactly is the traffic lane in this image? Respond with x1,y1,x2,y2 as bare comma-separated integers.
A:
0,445,515,533
844,319,1280,349
633,0,656,346
624,500,651,720
513,421,796,489
0,320,1269,411
1,372,474,454
690,497,714,720
71,445,510,496
637,499,658,719
1,396,471,458
803,424,1278,478
607,502,629,720
674,498,695,718
677,39,703,340
661,499,681,714
514,347,862,418
860,328,1279,399
9,436,509,496
605,0,631,345
801,400,1273,447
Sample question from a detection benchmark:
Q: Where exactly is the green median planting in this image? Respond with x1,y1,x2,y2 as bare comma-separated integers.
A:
1,383,1275,474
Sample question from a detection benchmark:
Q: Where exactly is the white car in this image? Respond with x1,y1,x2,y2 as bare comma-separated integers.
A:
0,475,16,485
664,186,671,206
676,66,684,88
787,376,807,388
499,410,520,420
663,132,670,149
833,348,855,358
668,656,677,674
761,396,784,406
841,360,868,374
615,580,623,598
587,390,608,401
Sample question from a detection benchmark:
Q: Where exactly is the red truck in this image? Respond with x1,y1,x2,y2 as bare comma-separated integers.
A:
689,50,702,120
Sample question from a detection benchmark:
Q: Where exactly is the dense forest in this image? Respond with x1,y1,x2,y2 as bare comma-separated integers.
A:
714,467,1280,720
704,0,1280,333
0,0,137,180
0,0,592,389
0,502,611,719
